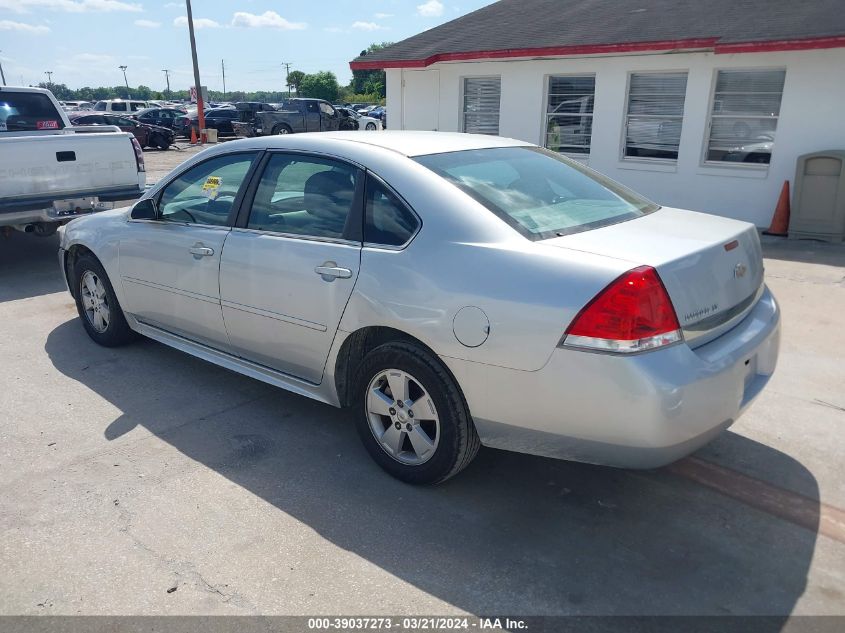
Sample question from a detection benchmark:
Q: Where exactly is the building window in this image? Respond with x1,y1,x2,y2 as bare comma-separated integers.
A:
545,75,595,155
462,77,501,135
706,69,786,165
624,72,688,161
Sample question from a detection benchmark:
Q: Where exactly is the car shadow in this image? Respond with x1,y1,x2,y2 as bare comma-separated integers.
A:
0,232,66,302
45,318,820,621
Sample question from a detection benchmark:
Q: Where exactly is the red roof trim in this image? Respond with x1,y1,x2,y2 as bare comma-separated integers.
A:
349,35,845,70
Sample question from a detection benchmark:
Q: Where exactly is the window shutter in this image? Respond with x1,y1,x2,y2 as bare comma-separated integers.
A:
706,69,786,165
624,72,688,160
463,77,501,135
544,75,595,154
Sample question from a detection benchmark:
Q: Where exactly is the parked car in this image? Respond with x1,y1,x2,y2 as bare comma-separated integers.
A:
69,112,175,150
92,99,150,113
58,132,779,484
335,106,382,131
133,107,188,130
60,100,93,111
368,106,386,121
0,86,144,236
253,98,342,135
176,108,239,138
231,102,278,137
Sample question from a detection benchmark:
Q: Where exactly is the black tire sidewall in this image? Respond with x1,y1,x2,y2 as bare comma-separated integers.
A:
72,254,134,347
353,342,474,484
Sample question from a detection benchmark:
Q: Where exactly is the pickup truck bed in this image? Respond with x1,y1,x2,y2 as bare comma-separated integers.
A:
1,86,145,235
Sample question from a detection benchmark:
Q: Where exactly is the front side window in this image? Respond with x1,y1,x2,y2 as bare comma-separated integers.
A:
247,154,359,239
158,152,257,226
462,77,501,135
706,69,786,165
624,72,688,160
545,75,595,155
0,92,65,133
416,146,658,240
364,176,419,247
319,102,336,116
93,101,107,111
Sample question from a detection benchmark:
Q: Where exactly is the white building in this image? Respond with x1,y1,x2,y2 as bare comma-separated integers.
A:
351,0,845,227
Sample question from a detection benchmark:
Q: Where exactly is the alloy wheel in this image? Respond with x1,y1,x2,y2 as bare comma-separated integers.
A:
80,270,111,333
366,369,440,465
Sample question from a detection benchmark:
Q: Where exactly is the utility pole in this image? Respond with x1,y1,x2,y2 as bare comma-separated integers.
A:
185,0,206,142
282,62,291,98
161,69,171,99
118,65,130,98
44,70,53,85
221,59,226,100
0,51,6,86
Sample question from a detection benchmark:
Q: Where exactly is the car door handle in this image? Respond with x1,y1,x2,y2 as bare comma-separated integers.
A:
315,263,352,280
189,245,214,257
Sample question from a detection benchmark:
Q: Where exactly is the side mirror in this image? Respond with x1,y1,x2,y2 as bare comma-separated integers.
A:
130,198,157,220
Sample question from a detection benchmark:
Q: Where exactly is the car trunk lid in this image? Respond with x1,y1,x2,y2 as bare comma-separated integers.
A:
545,207,764,347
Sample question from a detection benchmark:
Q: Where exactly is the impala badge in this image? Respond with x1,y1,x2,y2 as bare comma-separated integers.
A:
734,263,748,279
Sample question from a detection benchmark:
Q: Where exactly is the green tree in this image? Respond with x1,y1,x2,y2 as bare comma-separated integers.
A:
286,70,305,95
351,42,393,98
299,71,340,102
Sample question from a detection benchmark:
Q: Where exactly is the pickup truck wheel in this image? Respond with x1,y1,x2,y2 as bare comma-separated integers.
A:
274,125,292,135
72,254,135,347
354,341,481,484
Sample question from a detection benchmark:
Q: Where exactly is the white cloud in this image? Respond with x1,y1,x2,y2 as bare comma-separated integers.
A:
0,0,142,13
417,0,444,17
0,19,50,34
134,19,160,28
231,11,306,30
163,1,181,7
173,16,220,29
352,21,385,31
374,12,393,19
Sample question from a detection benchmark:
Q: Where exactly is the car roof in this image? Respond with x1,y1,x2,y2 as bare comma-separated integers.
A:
241,131,532,157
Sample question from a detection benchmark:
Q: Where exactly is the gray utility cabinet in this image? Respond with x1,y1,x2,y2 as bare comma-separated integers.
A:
789,150,845,242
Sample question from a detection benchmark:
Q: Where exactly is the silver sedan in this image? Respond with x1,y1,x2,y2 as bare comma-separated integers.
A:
58,132,780,484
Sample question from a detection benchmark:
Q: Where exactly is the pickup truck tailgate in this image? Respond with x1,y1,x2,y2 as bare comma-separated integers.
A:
0,131,143,201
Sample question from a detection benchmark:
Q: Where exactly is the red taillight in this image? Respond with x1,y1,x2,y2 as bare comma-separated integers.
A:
130,137,145,173
562,266,682,353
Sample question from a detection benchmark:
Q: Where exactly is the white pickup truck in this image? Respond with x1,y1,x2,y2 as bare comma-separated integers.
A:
0,86,146,236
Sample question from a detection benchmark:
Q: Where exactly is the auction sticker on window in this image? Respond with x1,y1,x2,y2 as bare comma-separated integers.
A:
201,176,222,200
36,120,60,130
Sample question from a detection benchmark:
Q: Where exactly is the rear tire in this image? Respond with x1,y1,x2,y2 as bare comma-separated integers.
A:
72,254,136,347
274,125,292,135
354,341,480,484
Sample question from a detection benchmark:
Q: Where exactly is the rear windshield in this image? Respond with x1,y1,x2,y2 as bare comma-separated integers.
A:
415,146,658,239
0,92,65,133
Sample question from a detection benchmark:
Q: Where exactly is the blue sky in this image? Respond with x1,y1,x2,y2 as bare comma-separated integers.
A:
0,0,495,91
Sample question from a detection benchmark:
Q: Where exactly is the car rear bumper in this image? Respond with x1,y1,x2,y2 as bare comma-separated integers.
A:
443,285,780,468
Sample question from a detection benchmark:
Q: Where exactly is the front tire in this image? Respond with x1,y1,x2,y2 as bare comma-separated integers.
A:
365,122,377,131
72,254,135,347
354,342,480,484
274,125,292,135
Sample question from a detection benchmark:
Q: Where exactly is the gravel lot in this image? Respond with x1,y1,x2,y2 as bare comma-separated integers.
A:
1,148,844,617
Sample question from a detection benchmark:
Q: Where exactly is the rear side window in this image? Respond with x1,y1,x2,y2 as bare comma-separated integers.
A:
364,176,419,247
0,92,65,133
416,146,658,240
111,102,127,112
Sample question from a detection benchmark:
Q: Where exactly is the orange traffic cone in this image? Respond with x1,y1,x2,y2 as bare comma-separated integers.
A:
763,180,791,236
190,126,198,145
